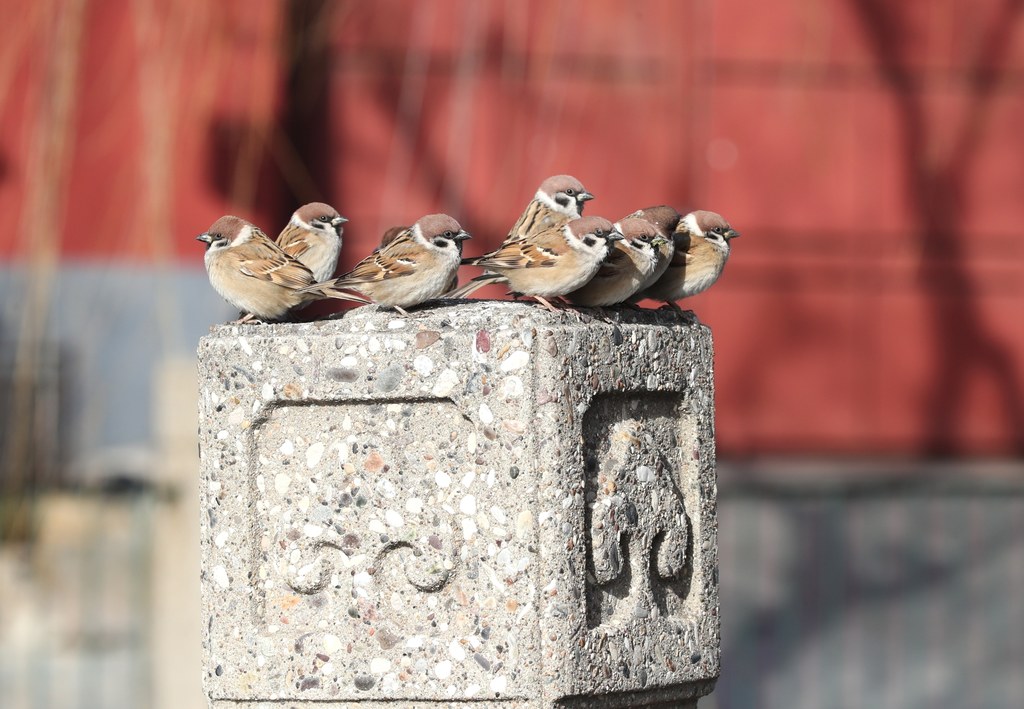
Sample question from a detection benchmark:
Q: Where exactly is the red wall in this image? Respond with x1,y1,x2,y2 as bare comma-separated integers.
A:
2,0,1022,456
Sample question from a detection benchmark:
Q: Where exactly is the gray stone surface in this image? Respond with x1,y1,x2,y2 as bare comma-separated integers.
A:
196,300,719,708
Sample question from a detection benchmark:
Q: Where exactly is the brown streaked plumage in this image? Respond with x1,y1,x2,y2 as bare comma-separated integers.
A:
567,217,672,307
197,215,366,323
641,210,740,310
378,224,408,249
505,174,594,244
275,202,348,282
379,223,460,294
453,216,622,311
319,214,470,315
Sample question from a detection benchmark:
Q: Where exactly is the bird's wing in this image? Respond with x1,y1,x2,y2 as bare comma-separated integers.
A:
337,229,421,284
471,229,565,270
237,233,315,289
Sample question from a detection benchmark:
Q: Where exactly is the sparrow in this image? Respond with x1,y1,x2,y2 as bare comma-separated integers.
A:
197,215,366,323
566,217,672,307
505,174,594,243
453,216,623,312
624,205,682,236
640,210,740,311
318,213,471,316
379,224,462,295
275,202,348,282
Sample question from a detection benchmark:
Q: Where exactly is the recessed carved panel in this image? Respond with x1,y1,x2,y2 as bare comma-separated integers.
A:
252,400,465,628
583,393,693,629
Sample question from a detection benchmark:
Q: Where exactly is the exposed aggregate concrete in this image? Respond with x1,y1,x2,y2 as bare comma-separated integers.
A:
198,301,719,708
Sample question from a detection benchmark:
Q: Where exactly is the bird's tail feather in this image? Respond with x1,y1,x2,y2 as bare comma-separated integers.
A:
299,280,373,305
446,273,506,299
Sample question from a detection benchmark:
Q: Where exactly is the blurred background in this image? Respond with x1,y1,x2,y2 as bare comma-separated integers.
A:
1,0,1022,707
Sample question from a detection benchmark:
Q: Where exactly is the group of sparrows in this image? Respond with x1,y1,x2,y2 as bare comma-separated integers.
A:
196,174,739,323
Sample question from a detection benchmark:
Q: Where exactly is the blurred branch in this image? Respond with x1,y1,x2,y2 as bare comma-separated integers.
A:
3,0,87,540
851,0,1024,455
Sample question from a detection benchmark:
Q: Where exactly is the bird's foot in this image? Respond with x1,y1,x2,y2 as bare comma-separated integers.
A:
598,307,619,325
531,295,561,314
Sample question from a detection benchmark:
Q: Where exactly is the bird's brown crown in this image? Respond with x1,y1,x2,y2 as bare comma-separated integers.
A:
538,174,588,198
415,213,465,239
567,215,616,238
205,215,249,240
691,210,732,234
628,206,681,234
618,216,663,242
294,202,341,223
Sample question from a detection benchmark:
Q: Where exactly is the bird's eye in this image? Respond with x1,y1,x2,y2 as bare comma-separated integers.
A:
565,188,576,196
594,228,604,236
443,230,453,238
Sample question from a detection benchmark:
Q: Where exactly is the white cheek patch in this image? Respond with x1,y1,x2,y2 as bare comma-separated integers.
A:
561,225,578,249
683,212,703,237
232,225,254,246
536,189,576,216
574,234,607,257
410,223,432,248
535,189,559,210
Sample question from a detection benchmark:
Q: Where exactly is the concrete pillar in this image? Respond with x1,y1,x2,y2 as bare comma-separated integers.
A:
197,301,720,708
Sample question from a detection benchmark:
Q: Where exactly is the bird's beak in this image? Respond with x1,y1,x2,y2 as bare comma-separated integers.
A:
579,191,595,202
725,228,740,240
196,232,213,244
653,236,669,248
607,229,624,242
332,216,349,226
455,230,472,241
